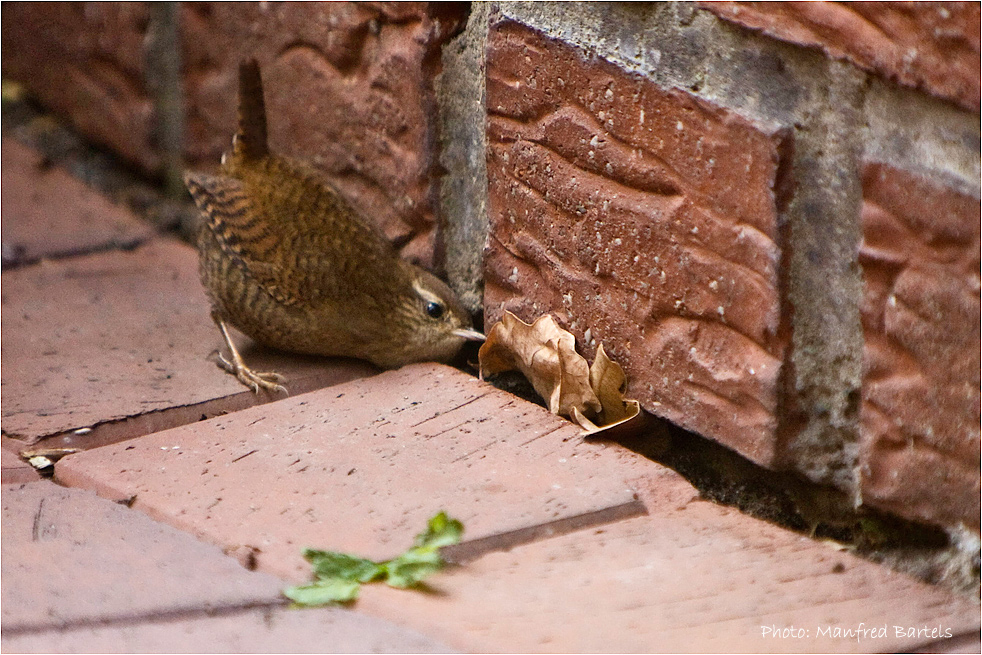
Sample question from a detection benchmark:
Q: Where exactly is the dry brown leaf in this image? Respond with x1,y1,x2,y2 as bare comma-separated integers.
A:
480,313,643,435
590,344,641,425
478,312,601,419
574,344,642,435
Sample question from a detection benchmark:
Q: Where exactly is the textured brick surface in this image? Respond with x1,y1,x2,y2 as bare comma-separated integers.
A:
858,163,981,529
1,138,154,268
55,363,652,581
354,472,980,653
0,4,157,169
1,481,283,630
1,446,39,485
1,2,466,266
2,608,453,655
1,481,450,654
484,20,788,466
700,2,981,112
1,239,376,447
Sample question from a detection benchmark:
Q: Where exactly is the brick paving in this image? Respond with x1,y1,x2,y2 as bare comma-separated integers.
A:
1,138,154,268
2,134,979,653
2,481,451,653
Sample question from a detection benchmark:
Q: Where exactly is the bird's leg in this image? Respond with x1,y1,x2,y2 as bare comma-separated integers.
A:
212,312,288,394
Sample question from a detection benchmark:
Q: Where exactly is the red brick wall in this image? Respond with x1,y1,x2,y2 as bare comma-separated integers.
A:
468,4,979,531
484,20,790,466
858,163,981,528
700,1,981,111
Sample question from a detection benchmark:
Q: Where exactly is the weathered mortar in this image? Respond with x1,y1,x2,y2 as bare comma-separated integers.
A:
437,2,493,314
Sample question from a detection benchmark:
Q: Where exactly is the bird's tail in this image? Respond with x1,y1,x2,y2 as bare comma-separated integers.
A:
233,59,269,161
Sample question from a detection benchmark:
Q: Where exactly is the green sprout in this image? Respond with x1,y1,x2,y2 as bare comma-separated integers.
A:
283,511,464,607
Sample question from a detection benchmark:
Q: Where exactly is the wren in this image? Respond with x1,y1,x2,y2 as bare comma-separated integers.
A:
185,60,483,393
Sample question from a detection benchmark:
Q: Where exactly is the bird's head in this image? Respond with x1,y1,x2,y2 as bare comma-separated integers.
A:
379,264,484,367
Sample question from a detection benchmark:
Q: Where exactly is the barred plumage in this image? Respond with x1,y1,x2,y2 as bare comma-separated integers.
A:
184,59,483,393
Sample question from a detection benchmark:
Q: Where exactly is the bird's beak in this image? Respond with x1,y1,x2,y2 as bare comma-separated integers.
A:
453,328,486,342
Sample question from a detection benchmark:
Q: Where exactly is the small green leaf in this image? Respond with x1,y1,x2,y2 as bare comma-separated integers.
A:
384,547,443,588
414,511,464,549
285,512,464,607
302,549,383,583
283,578,360,606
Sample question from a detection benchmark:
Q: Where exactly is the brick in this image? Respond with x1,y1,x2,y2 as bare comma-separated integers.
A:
1,481,450,654
483,20,788,466
858,163,981,529
0,239,377,447
700,2,981,112
354,473,980,653
55,363,654,581
1,481,284,630
1,138,154,268
0,4,156,169
1,608,453,655
1,445,39,485
912,633,982,654
1,2,467,266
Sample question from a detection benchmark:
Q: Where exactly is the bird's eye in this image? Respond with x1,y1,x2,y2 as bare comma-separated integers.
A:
425,301,445,319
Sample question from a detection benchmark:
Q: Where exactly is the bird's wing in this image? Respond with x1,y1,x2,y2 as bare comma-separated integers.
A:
185,167,399,308
185,170,312,306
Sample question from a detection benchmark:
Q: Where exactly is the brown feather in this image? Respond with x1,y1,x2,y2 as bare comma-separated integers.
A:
234,59,269,161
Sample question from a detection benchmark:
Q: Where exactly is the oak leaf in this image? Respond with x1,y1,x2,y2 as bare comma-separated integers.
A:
479,312,641,434
478,312,601,419
572,344,642,434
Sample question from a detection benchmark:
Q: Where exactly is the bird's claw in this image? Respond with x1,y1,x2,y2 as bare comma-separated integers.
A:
216,352,288,395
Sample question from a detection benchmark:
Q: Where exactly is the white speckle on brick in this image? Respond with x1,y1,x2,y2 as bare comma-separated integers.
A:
509,267,519,283
605,88,613,100
709,280,719,291
676,120,683,131
584,328,592,344
613,238,622,246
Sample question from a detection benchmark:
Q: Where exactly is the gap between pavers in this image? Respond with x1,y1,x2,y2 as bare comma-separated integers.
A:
54,363,655,578
1,480,453,653
0,603,453,655
1,480,284,631
0,238,378,453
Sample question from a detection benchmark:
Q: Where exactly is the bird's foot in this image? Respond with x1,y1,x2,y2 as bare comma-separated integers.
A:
216,352,288,395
